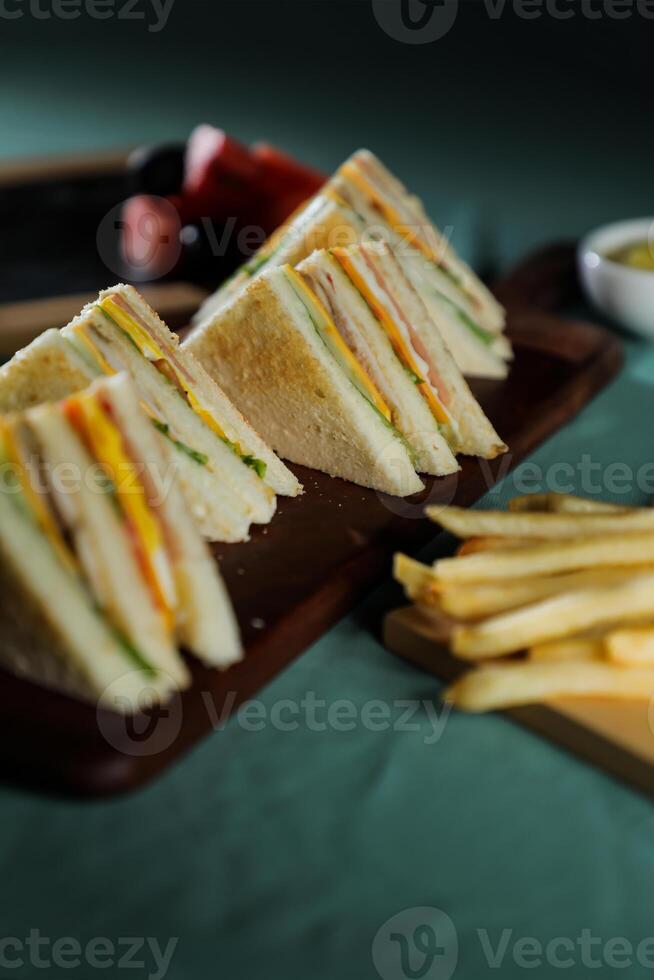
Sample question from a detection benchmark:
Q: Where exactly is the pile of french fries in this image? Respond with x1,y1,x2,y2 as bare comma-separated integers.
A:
394,492,654,712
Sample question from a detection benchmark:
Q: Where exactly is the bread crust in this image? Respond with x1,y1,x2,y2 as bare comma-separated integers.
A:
0,330,95,413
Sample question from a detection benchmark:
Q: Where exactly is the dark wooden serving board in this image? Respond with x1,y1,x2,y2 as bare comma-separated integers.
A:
0,243,623,797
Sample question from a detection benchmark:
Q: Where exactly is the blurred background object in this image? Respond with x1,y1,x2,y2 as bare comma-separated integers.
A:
579,218,654,338
122,127,325,283
0,0,650,287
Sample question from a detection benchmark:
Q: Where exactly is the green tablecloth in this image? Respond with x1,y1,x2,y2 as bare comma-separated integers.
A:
2,9,654,978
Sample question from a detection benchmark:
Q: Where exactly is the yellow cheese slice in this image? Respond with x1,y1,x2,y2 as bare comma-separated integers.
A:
97,297,247,453
331,249,450,425
64,391,176,632
0,420,78,575
284,268,392,422
69,322,117,378
98,297,162,360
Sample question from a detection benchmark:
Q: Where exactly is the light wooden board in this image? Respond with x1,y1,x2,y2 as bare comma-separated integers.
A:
384,606,654,798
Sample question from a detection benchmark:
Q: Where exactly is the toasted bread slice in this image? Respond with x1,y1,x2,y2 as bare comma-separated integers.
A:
0,329,98,412
185,267,424,496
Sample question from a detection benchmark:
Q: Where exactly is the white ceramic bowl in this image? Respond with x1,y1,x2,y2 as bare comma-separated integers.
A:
578,217,654,338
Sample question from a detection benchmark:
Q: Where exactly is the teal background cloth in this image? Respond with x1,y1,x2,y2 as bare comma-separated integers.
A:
1,4,654,978
8,341,654,980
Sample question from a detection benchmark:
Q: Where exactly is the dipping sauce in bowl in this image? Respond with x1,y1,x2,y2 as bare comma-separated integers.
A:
578,218,654,338
606,240,654,272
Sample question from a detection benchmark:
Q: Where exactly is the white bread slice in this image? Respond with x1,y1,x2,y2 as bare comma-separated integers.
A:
102,374,241,669
297,250,458,477
340,243,506,460
342,149,506,334
0,484,176,710
101,284,301,499
185,268,424,497
492,332,514,362
0,329,98,412
25,403,190,689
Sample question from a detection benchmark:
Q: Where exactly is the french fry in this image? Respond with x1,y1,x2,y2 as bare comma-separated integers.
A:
425,505,654,540
414,604,459,642
433,534,654,583
440,580,543,617
398,492,654,714
451,572,654,659
528,638,603,662
393,553,440,604
457,536,536,556
508,493,632,515
445,661,654,712
605,625,654,666
438,568,641,618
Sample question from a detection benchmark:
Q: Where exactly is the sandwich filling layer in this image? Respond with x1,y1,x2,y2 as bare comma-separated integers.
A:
88,295,267,480
63,390,177,633
0,413,162,675
68,321,210,468
0,420,78,577
215,194,331,300
330,246,456,436
283,268,393,424
409,254,499,349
